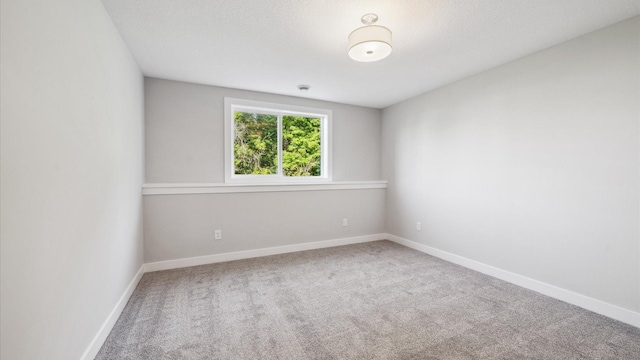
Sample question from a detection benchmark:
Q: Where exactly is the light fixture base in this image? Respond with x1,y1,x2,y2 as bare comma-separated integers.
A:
361,13,378,25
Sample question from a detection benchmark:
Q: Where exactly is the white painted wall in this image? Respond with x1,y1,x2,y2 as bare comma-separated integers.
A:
382,17,640,312
0,0,144,359
144,78,384,263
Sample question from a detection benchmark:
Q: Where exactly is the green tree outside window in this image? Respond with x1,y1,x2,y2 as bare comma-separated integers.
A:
234,112,321,176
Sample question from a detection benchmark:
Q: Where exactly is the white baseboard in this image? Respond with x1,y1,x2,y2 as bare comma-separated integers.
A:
80,265,145,360
386,234,640,328
144,233,387,273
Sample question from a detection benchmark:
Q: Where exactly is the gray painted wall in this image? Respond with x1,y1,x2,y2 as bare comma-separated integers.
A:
0,0,144,359
382,17,640,312
144,79,385,262
145,78,382,182
145,190,386,262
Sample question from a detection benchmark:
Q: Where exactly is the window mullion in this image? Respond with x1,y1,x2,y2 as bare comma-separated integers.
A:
277,114,283,177
320,115,324,177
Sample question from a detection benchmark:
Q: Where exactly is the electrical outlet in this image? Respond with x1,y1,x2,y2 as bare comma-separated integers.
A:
343,218,348,227
214,229,222,240
416,222,421,231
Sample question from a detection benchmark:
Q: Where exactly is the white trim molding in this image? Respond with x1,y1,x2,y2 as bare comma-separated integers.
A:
145,233,387,272
386,234,640,328
142,181,387,195
80,265,145,360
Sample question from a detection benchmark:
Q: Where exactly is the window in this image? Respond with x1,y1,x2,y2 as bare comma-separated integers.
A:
224,98,332,183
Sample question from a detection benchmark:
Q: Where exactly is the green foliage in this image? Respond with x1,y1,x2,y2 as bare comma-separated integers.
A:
282,115,321,176
233,112,321,177
234,112,278,174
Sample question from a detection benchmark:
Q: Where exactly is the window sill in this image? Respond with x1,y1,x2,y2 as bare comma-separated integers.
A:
142,181,388,195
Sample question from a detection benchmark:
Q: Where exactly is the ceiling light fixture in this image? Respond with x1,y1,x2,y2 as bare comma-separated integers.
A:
348,13,392,62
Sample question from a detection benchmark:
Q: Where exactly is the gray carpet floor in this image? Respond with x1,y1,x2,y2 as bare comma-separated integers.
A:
96,241,640,359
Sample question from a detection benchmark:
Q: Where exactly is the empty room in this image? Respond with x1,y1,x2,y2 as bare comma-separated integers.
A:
2,0,640,359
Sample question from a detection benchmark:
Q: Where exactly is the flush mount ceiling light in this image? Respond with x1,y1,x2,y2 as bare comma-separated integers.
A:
348,13,392,62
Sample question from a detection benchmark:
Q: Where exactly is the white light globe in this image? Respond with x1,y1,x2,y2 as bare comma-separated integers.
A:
348,25,392,62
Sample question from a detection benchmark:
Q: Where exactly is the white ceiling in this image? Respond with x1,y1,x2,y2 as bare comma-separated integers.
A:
101,0,640,109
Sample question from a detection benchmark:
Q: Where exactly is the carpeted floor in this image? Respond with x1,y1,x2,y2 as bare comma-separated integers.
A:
96,241,640,359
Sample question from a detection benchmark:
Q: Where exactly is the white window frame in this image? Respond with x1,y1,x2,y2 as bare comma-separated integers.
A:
224,97,332,183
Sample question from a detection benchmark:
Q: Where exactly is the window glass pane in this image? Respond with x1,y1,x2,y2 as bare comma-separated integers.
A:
282,115,321,177
234,111,278,175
